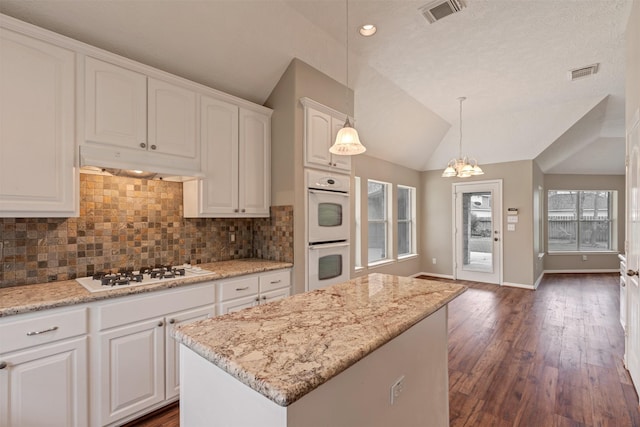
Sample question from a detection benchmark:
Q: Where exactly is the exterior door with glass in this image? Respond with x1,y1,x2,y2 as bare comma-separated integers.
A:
453,181,502,284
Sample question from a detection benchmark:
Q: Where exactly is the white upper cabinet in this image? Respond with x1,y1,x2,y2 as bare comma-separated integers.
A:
186,96,239,216
183,96,271,218
301,97,351,173
0,27,77,217
85,57,146,149
148,77,197,159
84,56,198,163
239,109,271,216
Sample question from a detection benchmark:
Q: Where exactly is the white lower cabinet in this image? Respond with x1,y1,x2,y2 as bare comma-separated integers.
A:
0,307,89,427
98,317,165,425
165,305,214,400
218,270,291,315
92,282,216,427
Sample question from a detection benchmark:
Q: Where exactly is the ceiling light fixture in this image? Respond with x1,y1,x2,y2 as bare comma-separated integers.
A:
442,97,483,178
359,24,377,36
329,0,366,156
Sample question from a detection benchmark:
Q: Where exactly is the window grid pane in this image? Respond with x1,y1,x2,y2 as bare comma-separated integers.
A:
368,180,389,264
548,190,614,252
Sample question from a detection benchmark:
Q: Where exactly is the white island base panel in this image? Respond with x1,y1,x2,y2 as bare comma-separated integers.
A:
180,306,449,427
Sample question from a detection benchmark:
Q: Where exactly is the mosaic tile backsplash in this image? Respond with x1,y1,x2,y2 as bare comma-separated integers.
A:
0,174,293,288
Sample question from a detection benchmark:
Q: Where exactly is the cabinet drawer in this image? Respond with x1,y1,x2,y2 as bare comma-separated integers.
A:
0,307,87,354
259,270,291,293
99,282,216,330
218,276,259,302
219,295,258,314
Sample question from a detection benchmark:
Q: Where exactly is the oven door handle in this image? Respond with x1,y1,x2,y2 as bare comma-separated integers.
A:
308,189,349,196
309,242,350,250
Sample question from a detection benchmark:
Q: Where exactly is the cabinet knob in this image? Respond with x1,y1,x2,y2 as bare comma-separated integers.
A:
628,269,639,277
234,209,239,213
255,297,260,302
157,321,164,327
241,209,246,213
140,142,147,148
262,296,267,300
150,145,157,150
0,361,7,370
169,319,176,324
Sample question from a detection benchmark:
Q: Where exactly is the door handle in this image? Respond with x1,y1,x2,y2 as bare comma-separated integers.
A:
628,269,639,277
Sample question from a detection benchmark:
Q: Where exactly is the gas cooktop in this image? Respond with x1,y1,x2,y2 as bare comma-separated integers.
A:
76,265,213,293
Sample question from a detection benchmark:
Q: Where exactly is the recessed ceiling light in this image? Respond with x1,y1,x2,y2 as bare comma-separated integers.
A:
359,24,377,37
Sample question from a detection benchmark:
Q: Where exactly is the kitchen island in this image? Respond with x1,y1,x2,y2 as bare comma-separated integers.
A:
173,273,466,427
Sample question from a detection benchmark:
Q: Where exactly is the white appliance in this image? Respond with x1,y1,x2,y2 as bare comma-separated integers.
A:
306,169,351,291
307,170,350,244
308,241,350,291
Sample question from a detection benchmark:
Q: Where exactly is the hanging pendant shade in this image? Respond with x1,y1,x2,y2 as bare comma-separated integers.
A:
330,117,366,155
441,97,483,178
329,0,366,156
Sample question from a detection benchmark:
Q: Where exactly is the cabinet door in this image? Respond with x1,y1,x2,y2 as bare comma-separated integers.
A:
259,288,291,305
305,107,333,168
99,318,164,425
239,109,271,216
0,28,77,217
148,78,197,159
0,337,88,427
219,295,259,314
193,95,239,215
85,56,147,149
330,115,352,172
165,305,215,400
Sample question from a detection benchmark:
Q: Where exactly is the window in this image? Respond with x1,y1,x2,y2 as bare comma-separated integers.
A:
547,190,617,252
354,176,362,269
397,185,416,257
368,180,391,264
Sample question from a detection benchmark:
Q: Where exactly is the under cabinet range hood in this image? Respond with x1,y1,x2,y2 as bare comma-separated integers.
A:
79,145,203,181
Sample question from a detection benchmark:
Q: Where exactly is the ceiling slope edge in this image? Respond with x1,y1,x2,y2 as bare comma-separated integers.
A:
534,95,610,173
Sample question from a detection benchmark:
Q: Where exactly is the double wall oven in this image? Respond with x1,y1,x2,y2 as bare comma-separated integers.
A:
307,170,350,291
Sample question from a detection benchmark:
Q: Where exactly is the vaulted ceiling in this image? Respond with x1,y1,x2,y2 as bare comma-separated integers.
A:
0,0,631,174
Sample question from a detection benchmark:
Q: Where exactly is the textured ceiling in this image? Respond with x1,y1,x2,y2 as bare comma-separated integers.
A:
0,0,632,173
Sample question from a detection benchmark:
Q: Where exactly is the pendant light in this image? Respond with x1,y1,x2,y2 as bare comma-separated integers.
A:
329,0,366,156
442,97,483,178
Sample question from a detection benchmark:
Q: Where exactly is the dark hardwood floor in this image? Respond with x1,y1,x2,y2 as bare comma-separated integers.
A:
127,273,640,426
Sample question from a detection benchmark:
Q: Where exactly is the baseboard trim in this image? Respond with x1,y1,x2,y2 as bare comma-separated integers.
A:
544,269,619,274
533,271,545,290
412,272,455,280
502,282,536,290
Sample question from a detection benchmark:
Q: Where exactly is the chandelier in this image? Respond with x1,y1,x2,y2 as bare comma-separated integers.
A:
442,97,483,178
329,0,366,156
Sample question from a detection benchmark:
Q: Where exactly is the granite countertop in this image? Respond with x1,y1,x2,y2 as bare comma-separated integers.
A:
173,273,467,407
0,259,292,318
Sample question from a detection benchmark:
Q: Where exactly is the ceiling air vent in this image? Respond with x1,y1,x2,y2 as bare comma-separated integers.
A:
419,0,466,24
568,63,599,81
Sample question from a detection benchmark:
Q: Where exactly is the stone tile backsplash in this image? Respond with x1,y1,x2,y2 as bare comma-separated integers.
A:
0,174,293,288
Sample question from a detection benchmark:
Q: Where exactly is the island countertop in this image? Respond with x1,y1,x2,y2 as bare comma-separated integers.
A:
173,273,467,407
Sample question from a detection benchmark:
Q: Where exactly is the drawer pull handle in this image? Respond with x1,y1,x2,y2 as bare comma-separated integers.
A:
169,319,176,324
270,280,281,284
236,287,250,291
0,361,7,369
158,321,164,327
26,326,58,336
